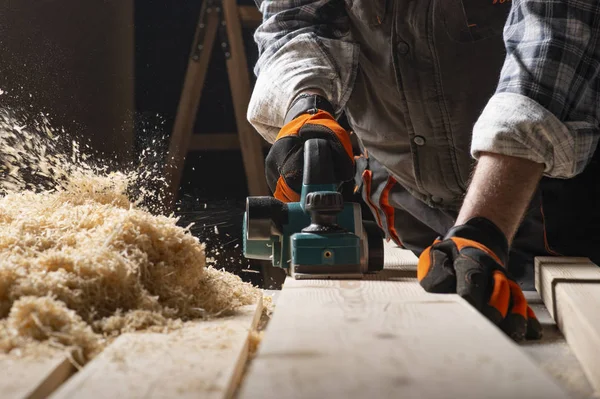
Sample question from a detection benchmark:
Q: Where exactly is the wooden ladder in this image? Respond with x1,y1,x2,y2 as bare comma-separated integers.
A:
164,0,269,210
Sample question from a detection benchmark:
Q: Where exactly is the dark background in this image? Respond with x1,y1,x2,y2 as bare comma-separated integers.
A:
134,0,283,287
0,1,358,288
134,0,261,202
0,0,275,286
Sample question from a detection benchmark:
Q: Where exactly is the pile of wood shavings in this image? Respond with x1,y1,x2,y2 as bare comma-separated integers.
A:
0,110,260,364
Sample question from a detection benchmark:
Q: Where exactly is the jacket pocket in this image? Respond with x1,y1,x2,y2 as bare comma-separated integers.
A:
439,0,511,43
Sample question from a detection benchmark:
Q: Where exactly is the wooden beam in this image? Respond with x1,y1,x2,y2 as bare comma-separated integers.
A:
164,2,220,210
555,283,600,393
382,240,418,269
189,133,270,152
51,299,262,399
535,257,600,392
238,6,262,28
1,352,74,399
238,276,567,398
521,291,595,399
534,256,598,320
222,0,270,197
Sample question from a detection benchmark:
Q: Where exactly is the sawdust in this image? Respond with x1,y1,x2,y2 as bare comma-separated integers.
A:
0,109,261,365
247,330,263,358
262,295,274,317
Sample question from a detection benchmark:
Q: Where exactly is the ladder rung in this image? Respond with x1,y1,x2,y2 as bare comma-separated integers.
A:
238,6,262,28
189,133,270,151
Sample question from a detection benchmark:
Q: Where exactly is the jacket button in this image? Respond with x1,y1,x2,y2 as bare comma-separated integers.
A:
397,41,409,55
431,196,443,203
413,135,426,146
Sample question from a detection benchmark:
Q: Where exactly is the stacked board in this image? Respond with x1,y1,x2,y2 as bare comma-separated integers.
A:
3,243,599,398
535,257,600,393
237,244,569,399
1,300,262,399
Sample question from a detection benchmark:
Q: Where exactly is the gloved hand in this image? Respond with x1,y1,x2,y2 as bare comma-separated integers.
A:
417,217,543,341
265,96,354,202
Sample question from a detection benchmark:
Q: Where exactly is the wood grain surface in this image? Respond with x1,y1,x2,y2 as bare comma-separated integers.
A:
50,299,262,399
534,257,600,320
239,275,568,399
521,291,594,399
0,352,75,399
555,283,600,393
535,257,600,394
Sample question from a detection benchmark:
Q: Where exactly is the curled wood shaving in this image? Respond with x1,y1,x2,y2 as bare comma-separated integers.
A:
0,109,261,363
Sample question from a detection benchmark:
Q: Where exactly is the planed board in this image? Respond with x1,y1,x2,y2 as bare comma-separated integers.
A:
0,352,75,399
382,240,418,271
50,299,262,399
521,292,594,399
555,284,600,393
535,257,600,392
238,278,568,399
534,256,600,320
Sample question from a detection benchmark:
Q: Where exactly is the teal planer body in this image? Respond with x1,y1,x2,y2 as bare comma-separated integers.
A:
242,138,384,279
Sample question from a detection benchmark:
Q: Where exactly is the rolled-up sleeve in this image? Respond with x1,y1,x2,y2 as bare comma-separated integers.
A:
471,0,600,178
248,0,359,143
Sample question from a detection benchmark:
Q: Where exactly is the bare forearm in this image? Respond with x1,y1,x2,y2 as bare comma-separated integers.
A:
456,152,544,243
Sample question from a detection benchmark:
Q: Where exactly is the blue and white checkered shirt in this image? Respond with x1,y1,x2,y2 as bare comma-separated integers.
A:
472,0,600,178
248,0,600,179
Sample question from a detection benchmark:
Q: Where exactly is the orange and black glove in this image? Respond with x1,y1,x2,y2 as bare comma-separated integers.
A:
417,217,543,341
265,94,354,202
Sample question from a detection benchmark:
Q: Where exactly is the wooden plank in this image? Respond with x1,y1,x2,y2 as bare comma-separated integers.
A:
189,133,271,152
1,352,75,399
164,3,219,210
238,5,262,28
238,278,567,399
554,283,600,393
387,247,594,397
534,257,600,320
383,240,418,269
535,257,600,392
222,0,270,197
520,292,594,399
51,299,262,399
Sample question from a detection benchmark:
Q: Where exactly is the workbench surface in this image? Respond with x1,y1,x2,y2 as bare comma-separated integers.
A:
523,291,594,398
385,243,595,398
1,241,595,399
258,242,595,399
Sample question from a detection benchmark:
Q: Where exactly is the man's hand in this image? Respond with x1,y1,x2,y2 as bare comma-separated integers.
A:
265,97,354,202
417,217,543,341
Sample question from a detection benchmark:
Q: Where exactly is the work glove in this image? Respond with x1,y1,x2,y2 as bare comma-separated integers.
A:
417,217,543,341
265,95,354,203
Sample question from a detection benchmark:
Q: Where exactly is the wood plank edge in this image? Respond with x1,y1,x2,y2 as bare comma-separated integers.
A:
226,295,264,399
535,257,600,321
534,257,591,295
47,297,263,399
28,356,76,399
555,283,600,393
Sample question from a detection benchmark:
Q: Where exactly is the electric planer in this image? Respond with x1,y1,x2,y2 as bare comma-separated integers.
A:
242,138,384,279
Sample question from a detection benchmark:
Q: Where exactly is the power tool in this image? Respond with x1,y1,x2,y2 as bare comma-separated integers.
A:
242,138,384,279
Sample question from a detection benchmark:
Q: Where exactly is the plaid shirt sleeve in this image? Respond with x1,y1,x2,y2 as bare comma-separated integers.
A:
247,0,358,142
471,0,600,178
